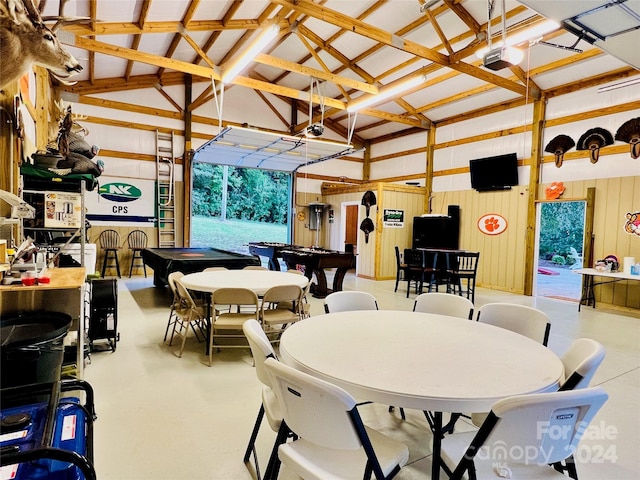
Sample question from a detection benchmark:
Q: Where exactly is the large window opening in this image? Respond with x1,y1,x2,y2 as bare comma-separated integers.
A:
191,163,291,254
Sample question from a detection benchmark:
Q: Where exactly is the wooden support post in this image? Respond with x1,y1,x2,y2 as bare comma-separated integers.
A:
425,127,435,213
183,75,193,247
524,98,546,296
362,140,371,183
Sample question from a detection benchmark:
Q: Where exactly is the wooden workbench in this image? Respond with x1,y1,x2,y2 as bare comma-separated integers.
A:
0,267,87,377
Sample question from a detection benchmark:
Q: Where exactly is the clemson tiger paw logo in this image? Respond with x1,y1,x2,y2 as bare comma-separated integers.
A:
484,217,500,232
478,214,507,235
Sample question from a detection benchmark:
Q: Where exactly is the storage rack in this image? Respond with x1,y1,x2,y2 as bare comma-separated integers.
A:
20,165,93,269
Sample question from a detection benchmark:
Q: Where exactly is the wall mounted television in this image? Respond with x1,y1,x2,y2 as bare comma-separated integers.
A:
469,152,519,192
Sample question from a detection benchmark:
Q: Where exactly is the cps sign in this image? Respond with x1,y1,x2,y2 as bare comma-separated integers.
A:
86,176,155,225
99,183,142,203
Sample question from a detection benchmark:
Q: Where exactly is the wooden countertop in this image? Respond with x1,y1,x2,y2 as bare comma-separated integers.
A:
0,267,86,291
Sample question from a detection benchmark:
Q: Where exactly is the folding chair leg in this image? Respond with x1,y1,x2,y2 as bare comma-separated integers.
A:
263,422,290,480
244,404,265,463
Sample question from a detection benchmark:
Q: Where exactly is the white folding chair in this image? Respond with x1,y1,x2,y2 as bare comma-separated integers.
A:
441,387,609,480
324,291,378,313
413,292,474,320
242,320,289,480
476,303,551,346
559,338,606,391
264,357,409,480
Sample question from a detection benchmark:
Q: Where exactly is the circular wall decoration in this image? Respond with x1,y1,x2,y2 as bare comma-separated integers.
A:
478,213,508,236
297,211,306,221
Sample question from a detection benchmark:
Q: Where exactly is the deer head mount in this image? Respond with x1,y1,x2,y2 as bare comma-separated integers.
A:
0,0,83,88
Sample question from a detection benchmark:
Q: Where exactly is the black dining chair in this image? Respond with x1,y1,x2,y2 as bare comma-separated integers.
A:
394,246,409,292
404,249,439,298
447,251,480,303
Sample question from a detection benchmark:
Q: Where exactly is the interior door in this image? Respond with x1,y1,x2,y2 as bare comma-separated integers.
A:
345,204,358,253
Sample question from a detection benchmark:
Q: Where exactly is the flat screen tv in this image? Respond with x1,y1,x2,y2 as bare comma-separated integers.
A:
469,152,519,191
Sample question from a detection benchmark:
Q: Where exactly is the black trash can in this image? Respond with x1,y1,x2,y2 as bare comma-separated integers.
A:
1,311,72,389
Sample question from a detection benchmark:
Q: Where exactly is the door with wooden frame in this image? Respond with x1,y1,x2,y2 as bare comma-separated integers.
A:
345,204,358,261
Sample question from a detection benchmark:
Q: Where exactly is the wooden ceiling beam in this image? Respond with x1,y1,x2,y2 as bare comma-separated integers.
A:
73,36,217,78
64,73,188,95
254,53,378,94
270,0,530,99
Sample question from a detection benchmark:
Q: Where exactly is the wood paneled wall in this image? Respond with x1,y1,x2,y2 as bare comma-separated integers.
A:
433,186,530,294
538,177,640,309
320,183,427,280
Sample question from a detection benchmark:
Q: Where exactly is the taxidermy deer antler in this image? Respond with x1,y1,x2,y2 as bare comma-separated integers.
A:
0,0,83,88
47,98,89,145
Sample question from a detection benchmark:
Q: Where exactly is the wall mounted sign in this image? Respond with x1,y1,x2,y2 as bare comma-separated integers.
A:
477,213,508,236
383,209,404,228
624,211,640,236
85,176,155,225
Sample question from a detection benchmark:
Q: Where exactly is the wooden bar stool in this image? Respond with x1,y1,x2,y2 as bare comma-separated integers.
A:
99,229,121,278
126,230,148,277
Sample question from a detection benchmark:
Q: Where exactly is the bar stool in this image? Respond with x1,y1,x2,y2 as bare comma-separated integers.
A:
126,230,148,277
99,229,121,278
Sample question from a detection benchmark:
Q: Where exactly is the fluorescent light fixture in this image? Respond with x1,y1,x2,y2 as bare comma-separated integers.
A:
476,19,560,59
419,0,441,13
597,77,640,93
347,75,427,112
221,23,280,84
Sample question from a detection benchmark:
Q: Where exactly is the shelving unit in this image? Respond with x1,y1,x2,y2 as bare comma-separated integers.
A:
19,164,97,270
1,165,101,378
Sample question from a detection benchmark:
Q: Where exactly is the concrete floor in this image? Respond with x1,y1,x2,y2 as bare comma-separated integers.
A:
84,272,639,479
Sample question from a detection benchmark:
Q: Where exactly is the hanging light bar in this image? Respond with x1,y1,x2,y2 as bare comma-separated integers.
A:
221,23,280,84
346,75,427,113
597,77,640,93
476,19,561,59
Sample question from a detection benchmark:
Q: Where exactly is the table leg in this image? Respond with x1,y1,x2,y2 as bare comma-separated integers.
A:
578,274,595,311
204,293,212,355
332,267,349,293
431,411,443,480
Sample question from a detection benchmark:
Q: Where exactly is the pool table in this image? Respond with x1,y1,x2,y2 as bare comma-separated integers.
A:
141,248,261,287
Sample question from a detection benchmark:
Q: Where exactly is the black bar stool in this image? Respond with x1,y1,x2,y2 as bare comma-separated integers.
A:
99,229,121,278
